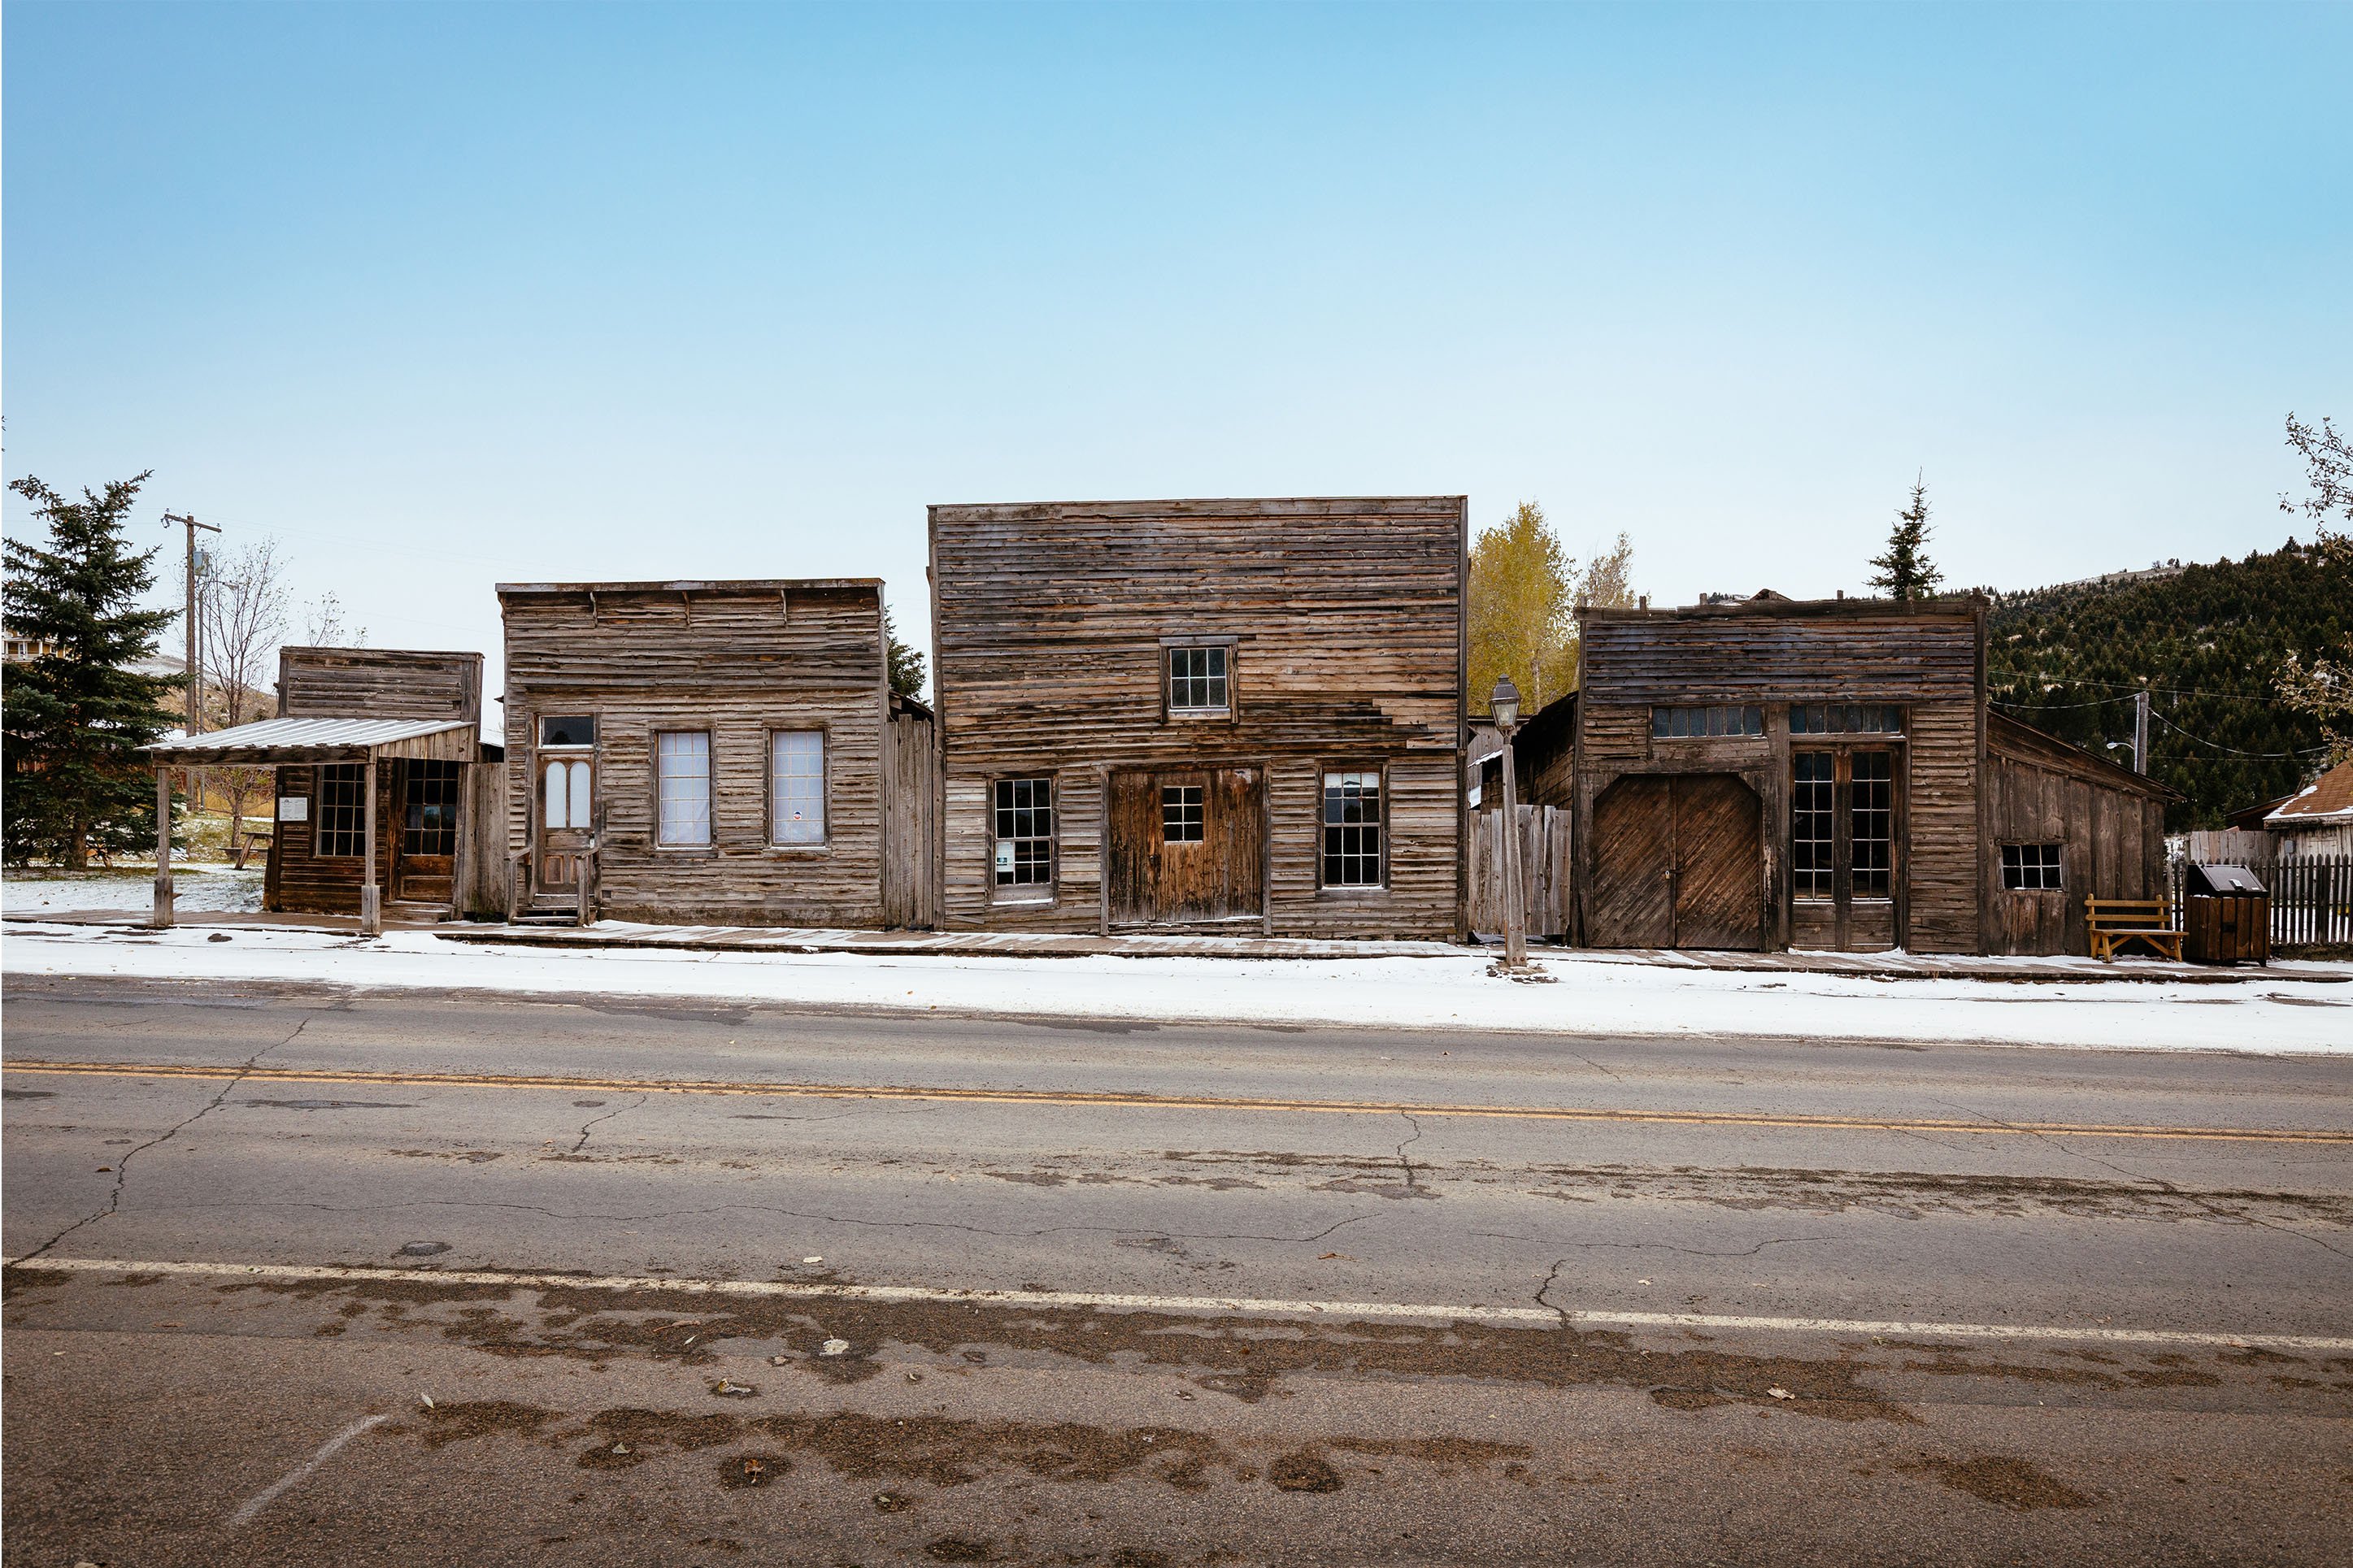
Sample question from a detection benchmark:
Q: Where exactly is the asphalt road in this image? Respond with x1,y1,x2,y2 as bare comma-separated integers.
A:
4,975,2350,1566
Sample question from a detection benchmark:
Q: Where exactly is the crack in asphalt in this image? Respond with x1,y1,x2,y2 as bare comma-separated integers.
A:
9,1014,313,1265
1534,1256,1572,1327
1933,1097,2353,1264
1395,1112,1424,1190
1477,1231,1831,1261
572,1092,646,1153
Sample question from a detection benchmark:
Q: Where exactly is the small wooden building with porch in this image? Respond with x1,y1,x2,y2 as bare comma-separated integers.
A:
496,578,936,927
1564,593,2173,957
928,497,1468,940
141,646,503,932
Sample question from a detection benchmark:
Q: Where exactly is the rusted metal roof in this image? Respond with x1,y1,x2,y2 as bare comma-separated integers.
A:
141,716,479,765
2265,759,2353,827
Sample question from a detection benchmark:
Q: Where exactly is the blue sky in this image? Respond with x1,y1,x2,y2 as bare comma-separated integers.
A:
5,2,2348,692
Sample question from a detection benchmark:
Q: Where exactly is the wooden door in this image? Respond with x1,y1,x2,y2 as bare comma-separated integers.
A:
1672,774,1764,950
1108,766,1263,926
1588,776,1675,947
394,760,462,906
1790,749,1898,952
537,754,594,897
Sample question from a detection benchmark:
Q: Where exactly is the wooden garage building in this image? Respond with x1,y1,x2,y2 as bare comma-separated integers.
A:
928,497,1468,940
1567,594,2173,956
497,579,936,927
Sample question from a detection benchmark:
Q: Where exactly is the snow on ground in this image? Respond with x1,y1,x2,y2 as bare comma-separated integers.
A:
3,918,2349,1053
0,869,264,915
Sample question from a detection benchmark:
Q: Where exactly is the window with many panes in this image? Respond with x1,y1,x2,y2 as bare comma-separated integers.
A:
1162,784,1203,842
1790,704,1904,736
655,731,712,847
1791,753,1835,899
1321,771,1383,887
994,778,1053,889
1652,705,1765,738
1166,646,1229,713
770,731,825,845
2002,843,2063,891
1851,750,1893,897
402,762,461,856
315,764,368,858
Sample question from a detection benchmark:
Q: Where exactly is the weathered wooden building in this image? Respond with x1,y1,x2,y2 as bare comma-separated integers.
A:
496,579,935,927
929,497,1468,939
1564,594,2173,956
144,646,504,929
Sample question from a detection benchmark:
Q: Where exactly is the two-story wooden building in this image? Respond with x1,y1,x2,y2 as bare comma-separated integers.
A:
1567,593,2172,956
496,579,935,927
928,497,1468,940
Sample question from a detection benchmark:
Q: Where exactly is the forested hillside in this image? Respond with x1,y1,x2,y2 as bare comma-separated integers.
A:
1986,540,2351,828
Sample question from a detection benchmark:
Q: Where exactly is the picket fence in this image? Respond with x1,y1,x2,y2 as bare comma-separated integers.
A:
1468,804,1574,940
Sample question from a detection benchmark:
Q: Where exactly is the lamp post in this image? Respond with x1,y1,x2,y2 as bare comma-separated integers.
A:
1491,675,1527,971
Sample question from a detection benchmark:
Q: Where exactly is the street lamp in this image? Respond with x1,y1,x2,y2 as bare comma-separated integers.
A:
1490,675,1528,971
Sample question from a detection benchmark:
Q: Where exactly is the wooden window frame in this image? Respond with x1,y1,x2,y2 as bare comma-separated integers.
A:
1651,705,1765,739
402,759,463,858
653,728,715,852
765,724,831,853
2000,842,2065,893
314,763,368,858
1317,763,1389,894
990,773,1058,905
1158,635,1237,722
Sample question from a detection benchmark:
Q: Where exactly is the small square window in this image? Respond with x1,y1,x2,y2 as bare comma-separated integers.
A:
1167,646,1229,713
1162,785,1203,842
2002,843,2063,891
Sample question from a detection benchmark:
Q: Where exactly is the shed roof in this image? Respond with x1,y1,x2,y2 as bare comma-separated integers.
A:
141,716,480,766
2264,758,2353,827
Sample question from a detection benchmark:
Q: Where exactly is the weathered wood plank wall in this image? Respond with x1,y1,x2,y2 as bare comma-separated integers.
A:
278,647,482,723
929,498,1468,940
498,581,892,927
884,697,939,929
1468,804,1573,938
1983,713,2170,955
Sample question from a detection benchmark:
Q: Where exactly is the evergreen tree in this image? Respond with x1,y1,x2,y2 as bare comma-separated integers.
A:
884,605,927,700
1868,476,1946,601
3,472,183,868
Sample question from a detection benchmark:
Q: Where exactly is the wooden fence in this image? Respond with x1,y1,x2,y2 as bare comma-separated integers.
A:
2168,853,2353,949
1469,804,1573,940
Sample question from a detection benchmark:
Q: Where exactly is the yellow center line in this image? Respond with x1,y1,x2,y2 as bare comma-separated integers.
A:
4,1059,2347,1144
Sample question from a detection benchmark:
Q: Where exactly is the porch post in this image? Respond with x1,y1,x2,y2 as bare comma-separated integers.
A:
361,753,382,936
152,767,174,928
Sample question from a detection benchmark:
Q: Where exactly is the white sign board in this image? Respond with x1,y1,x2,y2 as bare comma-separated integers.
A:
994,840,1015,875
278,797,310,823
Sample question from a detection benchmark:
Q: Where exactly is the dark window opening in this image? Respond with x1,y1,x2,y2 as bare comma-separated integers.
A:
1322,771,1383,887
1790,703,1904,736
315,764,368,858
1651,705,1765,738
1792,752,1834,900
1851,750,1893,897
994,778,1054,888
540,715,597,748
2002,843,2064,891
1162,784,1203,842
403,762,462,856
1166,646,1229,712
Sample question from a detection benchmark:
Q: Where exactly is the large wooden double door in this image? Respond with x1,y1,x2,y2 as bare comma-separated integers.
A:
1586,773,1764,949
1107,767,1264,927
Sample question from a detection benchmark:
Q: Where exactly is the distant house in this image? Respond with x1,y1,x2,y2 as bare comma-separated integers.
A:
2264,758,2353,858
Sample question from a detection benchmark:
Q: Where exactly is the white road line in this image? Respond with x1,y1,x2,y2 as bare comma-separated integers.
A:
14,1254,2353,1353
226,1413,389,1528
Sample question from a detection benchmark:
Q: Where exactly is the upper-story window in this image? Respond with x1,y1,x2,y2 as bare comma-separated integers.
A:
1166,646,1229,714
1791,704,1905,736
1652,705,1764,738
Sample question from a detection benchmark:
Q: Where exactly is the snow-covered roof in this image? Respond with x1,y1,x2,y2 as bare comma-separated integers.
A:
140,716,479,764
2264,758,2353,827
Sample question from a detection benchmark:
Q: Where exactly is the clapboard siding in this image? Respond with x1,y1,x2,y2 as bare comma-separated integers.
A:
498,581,897,927
267,762,395,914
931,498,1468,940
278,648,481,723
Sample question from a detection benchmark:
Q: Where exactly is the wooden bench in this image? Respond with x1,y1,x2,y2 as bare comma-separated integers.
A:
2086,897,2182,962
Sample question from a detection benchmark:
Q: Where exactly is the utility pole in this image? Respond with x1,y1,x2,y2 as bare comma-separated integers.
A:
2134,688,2151,775
163,512,221,824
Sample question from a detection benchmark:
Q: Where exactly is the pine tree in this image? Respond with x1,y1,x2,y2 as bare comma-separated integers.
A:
3,472,183,868
1868,476,1946,602
884,605,927,700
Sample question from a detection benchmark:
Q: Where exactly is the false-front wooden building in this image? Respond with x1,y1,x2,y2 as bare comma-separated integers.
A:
1567,594,2172,956
928,497,1468,940
496,579,936,927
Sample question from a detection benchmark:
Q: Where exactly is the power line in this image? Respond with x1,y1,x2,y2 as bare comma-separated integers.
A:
2146,708,2331,760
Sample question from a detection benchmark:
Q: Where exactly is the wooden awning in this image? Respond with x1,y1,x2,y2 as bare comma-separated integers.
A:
140,716,481,767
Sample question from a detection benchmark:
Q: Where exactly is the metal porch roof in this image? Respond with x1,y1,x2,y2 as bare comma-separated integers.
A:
141,716,480,765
